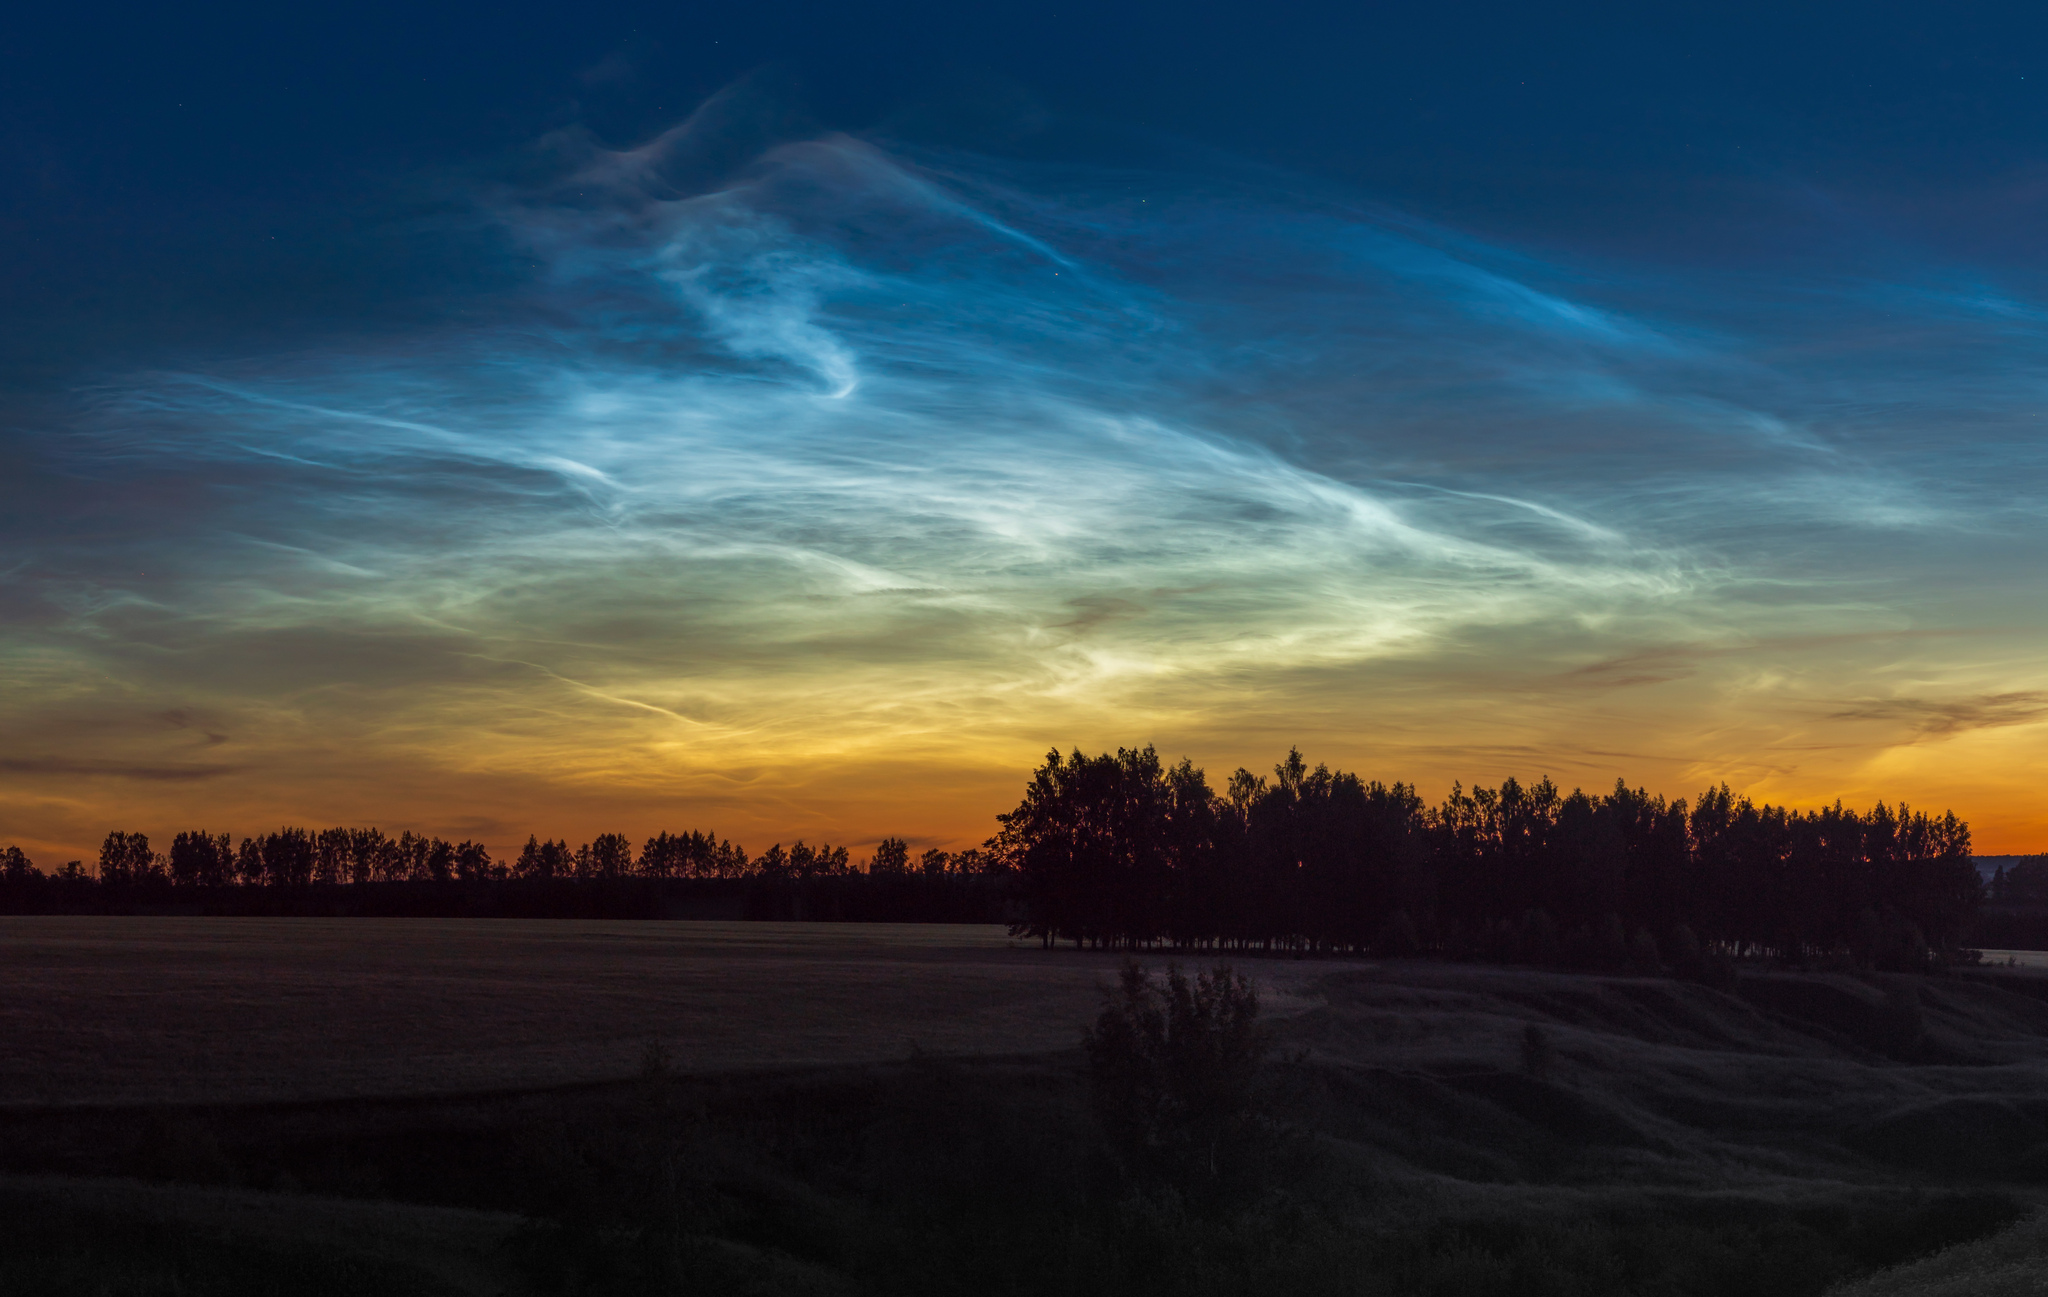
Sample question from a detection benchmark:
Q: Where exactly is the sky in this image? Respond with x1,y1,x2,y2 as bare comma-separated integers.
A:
5,2,2048,865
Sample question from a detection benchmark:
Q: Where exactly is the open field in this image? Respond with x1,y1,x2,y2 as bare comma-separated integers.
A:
0,918,1352,1105
7,918,2048,1294
1980,949,2048,969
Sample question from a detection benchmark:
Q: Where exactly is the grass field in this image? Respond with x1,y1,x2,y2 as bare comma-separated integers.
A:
5,918,2048,1294
0,918,1350,1105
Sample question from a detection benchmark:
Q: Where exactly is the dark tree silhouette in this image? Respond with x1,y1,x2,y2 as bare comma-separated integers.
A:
1003,746,1981,965
586,833,634,880
869,837,911,875
168,831,233,888
97,831,161,888
454,840,494,882
0,845,35,883
9,747,1982,956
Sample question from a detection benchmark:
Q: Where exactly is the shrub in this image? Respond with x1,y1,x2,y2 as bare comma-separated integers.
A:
1083,963,1270,1202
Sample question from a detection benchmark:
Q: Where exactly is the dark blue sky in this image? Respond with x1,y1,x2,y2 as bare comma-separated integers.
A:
7,2,2046,363
6,2,2048,860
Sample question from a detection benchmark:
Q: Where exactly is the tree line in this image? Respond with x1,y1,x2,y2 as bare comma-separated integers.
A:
0,745,1987,965
0,827,999,893
1987,857,2048,905
998,746,1981,969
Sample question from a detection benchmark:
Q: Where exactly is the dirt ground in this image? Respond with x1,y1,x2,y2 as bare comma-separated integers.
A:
0,918,1353,1105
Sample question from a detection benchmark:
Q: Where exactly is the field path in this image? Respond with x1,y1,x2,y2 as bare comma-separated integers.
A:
0,918,1354,1105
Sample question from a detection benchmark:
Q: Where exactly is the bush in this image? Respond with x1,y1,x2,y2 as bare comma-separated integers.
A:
1083,963,1270,1203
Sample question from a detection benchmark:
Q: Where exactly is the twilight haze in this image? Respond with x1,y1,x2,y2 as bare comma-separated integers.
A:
4,4,2048,864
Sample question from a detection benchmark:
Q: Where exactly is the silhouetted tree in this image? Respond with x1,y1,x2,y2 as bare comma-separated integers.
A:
714,839,749,878
254,828,315,888
454,840,493,882
515,836,572,881
638,832,683,879
313,828,351,885
0,844,43,912
0,845,36,883
1003,746,1177,949
424,836,456,884
786,841,846,877
98,831,160,888
641,830,737,879
587,833,633,880
950,845,999,877
168,831,233,888
869,837,911,875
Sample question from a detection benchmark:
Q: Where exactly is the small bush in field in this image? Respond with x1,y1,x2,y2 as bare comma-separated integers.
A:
1082,962,1270,1201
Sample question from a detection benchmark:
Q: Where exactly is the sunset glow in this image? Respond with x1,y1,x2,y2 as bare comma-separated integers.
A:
7,54,2048,865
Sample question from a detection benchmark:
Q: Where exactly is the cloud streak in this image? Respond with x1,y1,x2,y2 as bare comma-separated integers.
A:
1831,692,2048,740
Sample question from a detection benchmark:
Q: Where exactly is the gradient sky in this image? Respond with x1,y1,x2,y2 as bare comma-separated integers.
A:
5,2,2048,865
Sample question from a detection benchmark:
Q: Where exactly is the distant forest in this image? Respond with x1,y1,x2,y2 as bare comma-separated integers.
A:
1,825,992,889
0,745,2029,963
997,747,1983,970
0,825,1000,923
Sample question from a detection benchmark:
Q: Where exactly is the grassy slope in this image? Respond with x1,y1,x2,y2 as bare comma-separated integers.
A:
1827,1210,2048,1296
1289,962,2048,1189
0,1172,520,1295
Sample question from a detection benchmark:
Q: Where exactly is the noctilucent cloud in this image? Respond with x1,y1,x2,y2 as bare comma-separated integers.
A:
5,4,2048,860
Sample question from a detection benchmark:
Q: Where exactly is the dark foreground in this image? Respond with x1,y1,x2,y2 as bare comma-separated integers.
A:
4,924,2048,1295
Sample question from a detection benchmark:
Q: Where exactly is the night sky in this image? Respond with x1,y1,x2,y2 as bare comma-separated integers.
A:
6,3,2048,864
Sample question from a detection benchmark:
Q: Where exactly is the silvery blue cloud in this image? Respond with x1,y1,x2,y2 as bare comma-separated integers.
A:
5,98,2047,857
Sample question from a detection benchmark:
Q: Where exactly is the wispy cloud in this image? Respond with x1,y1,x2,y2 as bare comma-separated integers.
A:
0,758,245,782
1831,692,2048,739
5,102,2048,853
